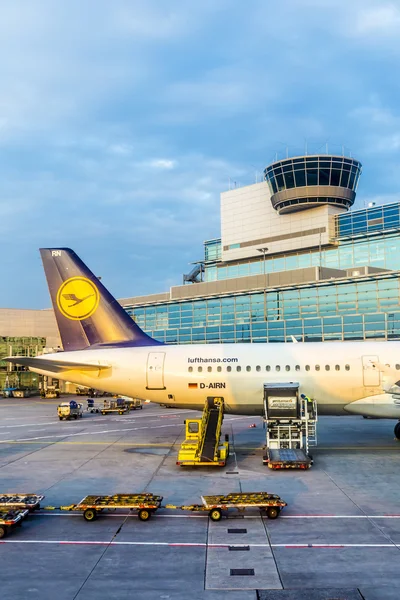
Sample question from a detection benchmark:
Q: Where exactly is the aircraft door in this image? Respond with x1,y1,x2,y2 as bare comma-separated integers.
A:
146,352,166,390
362,355,380,387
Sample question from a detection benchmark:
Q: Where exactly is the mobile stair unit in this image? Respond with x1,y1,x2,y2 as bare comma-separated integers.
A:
263,383,317,470
177,397,229,466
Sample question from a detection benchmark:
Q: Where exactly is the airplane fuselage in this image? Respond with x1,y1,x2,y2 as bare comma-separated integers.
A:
30,341,400,419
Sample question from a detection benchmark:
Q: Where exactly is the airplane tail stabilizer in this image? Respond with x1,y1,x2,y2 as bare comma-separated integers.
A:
40,248,160,351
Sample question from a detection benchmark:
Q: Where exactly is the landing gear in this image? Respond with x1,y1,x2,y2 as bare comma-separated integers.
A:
394,422,400,440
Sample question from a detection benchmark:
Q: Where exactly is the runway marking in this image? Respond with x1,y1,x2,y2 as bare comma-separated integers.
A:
1,540,400,549
33,513,400,519
0,441,178,447
280,515,400,518
0,423,181,443
0,421,60,429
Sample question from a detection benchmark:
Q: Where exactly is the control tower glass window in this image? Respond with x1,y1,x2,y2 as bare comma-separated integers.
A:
264,155,362,215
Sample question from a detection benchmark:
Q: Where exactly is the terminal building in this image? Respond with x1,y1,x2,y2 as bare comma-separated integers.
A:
2,152,400,378
119,154,400,344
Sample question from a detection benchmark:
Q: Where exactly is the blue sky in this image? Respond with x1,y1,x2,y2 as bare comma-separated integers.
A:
1,0,400,307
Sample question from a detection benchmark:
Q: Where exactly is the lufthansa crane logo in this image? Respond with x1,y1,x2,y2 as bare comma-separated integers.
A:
56,277,100,321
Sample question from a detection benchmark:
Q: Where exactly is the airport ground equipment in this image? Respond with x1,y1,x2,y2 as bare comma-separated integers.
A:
166,491,287,521
176,397,229,467
56,493,163,522
0,508,29,538
101,398,130,415
58,401,83,420
0,493,45,512
125,398,142,410
263,383,317,470
86,398,102,413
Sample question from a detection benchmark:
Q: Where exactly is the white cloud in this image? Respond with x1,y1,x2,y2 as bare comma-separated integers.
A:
354,4,400,36
148,159,176,169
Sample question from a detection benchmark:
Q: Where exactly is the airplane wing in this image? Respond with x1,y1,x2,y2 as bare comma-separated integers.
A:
4,356,111,374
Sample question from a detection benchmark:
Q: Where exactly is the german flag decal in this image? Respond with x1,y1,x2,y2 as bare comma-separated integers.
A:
188,383,198,389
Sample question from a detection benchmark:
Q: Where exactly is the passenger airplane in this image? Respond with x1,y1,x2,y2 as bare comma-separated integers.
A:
6,248,400,439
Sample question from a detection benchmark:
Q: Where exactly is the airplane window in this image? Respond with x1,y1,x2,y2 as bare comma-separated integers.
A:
325,365,330,371
305,365,310,371
217,366,222,372
188,367,193,372
276,365,280,372
345,364,350,371
396,364,400,370
315,365,320,371
237,366,241,372
198,367,203,372
227,366,232,372
266,365,271,371
285,365,290,371
295,365,300,371
207,366,212,372
256,365,261,372
246,366,251,372
335,365,340,371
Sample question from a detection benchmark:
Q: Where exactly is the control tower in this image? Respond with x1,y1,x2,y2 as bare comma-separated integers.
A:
264,155,362,215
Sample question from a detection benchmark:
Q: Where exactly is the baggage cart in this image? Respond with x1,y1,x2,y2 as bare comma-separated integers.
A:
0,493,45,512
0,508,29,538
59,493,163,522
101,398,130,415
166,491,287,521
264,448,312,470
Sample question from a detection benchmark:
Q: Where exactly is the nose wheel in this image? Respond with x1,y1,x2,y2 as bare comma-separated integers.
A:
394,422,400,440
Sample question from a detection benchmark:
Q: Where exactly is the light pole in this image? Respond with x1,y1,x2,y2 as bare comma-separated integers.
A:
257,248,268,322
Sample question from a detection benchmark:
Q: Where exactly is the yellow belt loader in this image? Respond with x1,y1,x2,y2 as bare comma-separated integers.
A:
177,397,229,466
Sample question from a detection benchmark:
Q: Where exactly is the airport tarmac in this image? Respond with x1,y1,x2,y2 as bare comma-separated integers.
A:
0,398,399,600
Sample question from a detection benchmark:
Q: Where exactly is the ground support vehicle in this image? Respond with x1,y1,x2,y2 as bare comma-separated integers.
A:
0,508,29,538
101,398,130,415
86,399,103,413
177,397,229,467
166,491,287,521
58,401,83,420
0,493,45,512
58,493,163,522
124,398,143,410
265,448,312,470
262,383,317,469
12,388,35,398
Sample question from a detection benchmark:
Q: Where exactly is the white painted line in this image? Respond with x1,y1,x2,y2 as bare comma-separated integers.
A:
0,421,60,429
33,512,400,520
279,515,400,519
0,423,181,443
1,540,400,549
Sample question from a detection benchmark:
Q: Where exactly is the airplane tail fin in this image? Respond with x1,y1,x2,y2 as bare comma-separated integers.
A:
40,248,160,351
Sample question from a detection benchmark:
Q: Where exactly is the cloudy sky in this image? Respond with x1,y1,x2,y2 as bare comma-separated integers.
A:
1,0,400,307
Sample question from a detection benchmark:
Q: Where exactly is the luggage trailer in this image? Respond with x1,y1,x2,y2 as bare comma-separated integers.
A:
0,508,29,538
166,491,287,521
57,493,163,522
0,493,45,512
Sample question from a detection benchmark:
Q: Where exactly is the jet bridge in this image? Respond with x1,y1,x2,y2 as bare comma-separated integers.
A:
263,383,317,470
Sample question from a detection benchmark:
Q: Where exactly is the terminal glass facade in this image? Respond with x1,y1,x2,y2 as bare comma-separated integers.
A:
336,203,400,238
127,274,400,344
204,235,400,282
0,337,46,391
